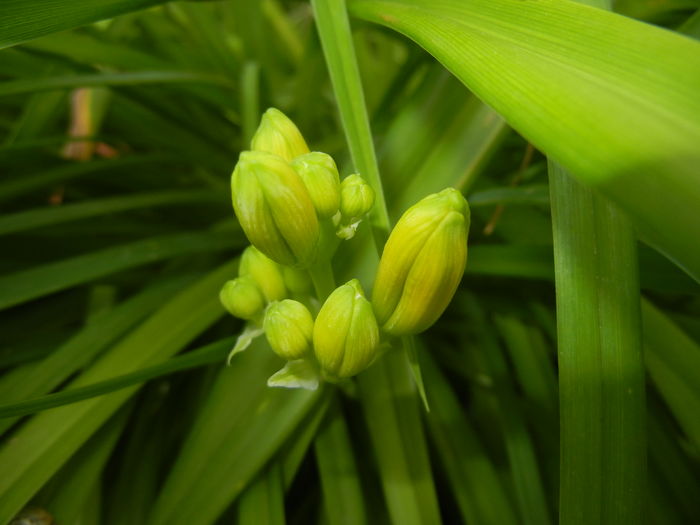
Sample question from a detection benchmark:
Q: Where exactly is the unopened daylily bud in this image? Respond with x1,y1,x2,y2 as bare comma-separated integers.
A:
251,108,309,161
220,276,265,320
239,246,286,302
264,299,314,360
282,266,312,295
313,279,379,379
372,188,470,336
340,174,375,221
231,151,320,267
291,152,341,218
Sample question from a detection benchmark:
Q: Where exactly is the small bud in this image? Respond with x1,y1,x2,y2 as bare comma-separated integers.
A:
239,246,286,302
291,152,341,218
220,276,265,320
231,151,320,267
251,107,310,161
313,279,379,379
282,266,313,295
372,188,470,336
264,300,314,360
340,174,375,222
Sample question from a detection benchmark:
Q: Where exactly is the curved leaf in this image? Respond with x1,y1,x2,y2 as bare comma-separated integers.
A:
350,0,700,281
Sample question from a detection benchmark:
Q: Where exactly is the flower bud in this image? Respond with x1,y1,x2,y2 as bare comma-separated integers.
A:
231,151,320,267
220,276,265,320
313,279,379,379
239,246,287,302
291,152,341,218
263,299,314,360
372,188,469,336
251,108,310,161
340,174,375,221
282,266,312,295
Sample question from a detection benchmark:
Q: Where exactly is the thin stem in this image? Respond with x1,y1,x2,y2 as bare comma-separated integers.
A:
310,0,391,247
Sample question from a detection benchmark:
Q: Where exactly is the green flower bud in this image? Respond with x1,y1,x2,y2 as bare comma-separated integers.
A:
282,266,313,295
291,152,341,218
263,299,314,360
251,107,310,161
231,151,320,267
372,188,470,336
239,246,287,302
220,276,265,320
313,279,379,379
340,174,375,221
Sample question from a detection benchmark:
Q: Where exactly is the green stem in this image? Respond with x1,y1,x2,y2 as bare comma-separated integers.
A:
549,161,645,525
310,0,391,247
309,260,335,302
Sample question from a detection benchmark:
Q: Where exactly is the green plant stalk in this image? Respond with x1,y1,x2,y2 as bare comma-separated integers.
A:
310,0,391,244
310,260,336,302
240,61,260,145
549,161,645,525
311,2,443,524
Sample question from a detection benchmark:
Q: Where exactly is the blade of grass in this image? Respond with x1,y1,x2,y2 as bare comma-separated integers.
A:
643,298,700,449
462,294,553,525
0,275,195,434
0,0,169,49
548,162,645,524
149,340,324,525
37,404,131,525
0,71,236,97
314,398,367,525
311,0,390,242
357,350,442,525
237,462,286,525
0,154,175,201
0,337,233,420
422,351,519,525
0,230,239,311
0,260,237,523
0,190,220,236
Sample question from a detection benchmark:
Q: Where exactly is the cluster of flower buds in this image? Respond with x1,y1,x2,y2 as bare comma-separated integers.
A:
221,108,470,389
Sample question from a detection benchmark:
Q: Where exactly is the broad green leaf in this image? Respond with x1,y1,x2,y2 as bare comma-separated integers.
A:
0,231,238,311
0,0,169,50
0,261,237,523
549,165,645,524
350,0,700,282
37,406,131,525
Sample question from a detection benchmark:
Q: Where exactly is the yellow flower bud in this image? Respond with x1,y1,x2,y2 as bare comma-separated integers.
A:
231,151,320,267
282,266,313,295
219,276,265,320
372,188,470,336
313,279,379,379
263,299,314,360
251,107,310,161
340,174,375,221
291,152,341,218
239,246,287,302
